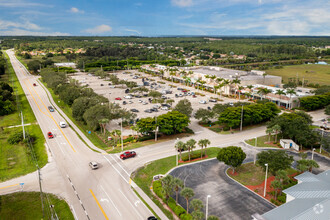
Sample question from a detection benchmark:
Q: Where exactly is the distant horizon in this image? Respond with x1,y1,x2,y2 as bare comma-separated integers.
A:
0,0,329,36
1,35,330,38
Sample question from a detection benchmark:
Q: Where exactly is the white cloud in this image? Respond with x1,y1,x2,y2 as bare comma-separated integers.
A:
84,24,112,34
0,28,70,36
70,7,84,14
0,0,52,8
0,19,41,30
171,0,193,7
124,29,142,35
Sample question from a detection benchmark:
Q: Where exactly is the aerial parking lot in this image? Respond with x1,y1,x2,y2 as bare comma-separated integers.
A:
70,70,242,122
169,159,275,220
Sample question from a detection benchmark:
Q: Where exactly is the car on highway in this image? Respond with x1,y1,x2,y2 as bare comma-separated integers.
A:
120,151,136,160
147,216,158,220
115,97,122,100
47,132,54,139
89,161,99,170
33,83,37,86
59,121,66,128
48,106,55,112
130,109,139,112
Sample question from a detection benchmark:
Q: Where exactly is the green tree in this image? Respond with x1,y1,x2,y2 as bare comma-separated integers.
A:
194,108,214,123
297,159,319,172
173,178,184,204
271,180,282,200
257,150,294,175
186,139,197,161
136,117,156,135
198,139,211,158
325,105,330,115
217,146,246,174
158,111,190,135
174,99,193,118
180,187,195,214
27,60,41,73
175,140,186,161
148,90,162,98
161,175,174,201
190,199,204,212
99,118,109,135
83,104,111,131
192,210,204,220
207,216,219,220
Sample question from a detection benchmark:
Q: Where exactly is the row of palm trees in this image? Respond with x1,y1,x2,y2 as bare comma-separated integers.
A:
175,139,211,161
253,87,297,109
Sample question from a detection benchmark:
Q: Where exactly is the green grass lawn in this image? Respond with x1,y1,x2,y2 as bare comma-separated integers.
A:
245,135,281,148
0,51,47,181
132,147,219,219
0,192,74,220
266,64,330,85
228,162,297,186
0,125,47,181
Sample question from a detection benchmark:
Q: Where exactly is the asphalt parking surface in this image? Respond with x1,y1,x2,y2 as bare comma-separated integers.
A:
169,159,275,220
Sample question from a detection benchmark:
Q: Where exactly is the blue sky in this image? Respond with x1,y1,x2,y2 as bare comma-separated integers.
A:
0,0,329,36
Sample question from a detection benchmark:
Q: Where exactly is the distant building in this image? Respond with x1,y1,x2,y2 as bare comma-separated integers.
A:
254,170,330,220
54,62,76,68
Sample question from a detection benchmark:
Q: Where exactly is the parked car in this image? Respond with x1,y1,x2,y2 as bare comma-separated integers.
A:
89,161,99,170
161,104,171,108
33,83,37,86
209,99,217,102
47,132,54,139
199,100,207,104
128,101,133,104
124,95,132,99
123,101,127,105
153,104,160,109
182,90,188,93
147,216,158,220
229,102,234,106
115,97,122,100
48,106,55,112
109,85,116,88
100,84,104,86
145,109,153,113
138,100,143,103
130,109,139,112
151,108,158,112
207,106,212,110
142,102,148,105
161,106,169,110
120,151,136,160
192,95,197,98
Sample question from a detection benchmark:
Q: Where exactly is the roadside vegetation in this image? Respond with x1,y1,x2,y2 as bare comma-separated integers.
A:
0,192,74,220
0,50,47,181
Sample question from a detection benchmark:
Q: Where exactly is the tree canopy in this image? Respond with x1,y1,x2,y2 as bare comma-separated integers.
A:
217,146,246,173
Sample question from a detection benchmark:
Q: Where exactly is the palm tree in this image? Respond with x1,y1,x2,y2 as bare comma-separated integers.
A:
272,124,281,142
231,79,241,97
257,88,272,100
222,79,231,95
175,141,186,161
186,139,197,161
275,89,286,107
161,175,174,201
98,118,109,135
266,127,274,142
180,187,195,214
286,88,297,109
190,199,204,212
238,86,244,100
199,80,206,91
198,139,211,158
271,180,282,200
173,178,183,204
218,82,225,99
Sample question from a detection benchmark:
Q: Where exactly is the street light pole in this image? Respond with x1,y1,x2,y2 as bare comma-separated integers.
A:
312,148,315,160
206,195,211,219
263,163,268,197
240,105,243,131
121,118,123,152
255,136,257,147
175,138,179,166
320,129,324,153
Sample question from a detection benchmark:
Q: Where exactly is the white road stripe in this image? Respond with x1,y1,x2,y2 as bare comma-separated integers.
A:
100,185,122,216
108,154,130,176
118,189,144,220
71,205,79,220
103,156,129,183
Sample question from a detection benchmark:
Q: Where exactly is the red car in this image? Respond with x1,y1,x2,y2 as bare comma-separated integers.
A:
115,97,122,100
182,90,188,93
120,151,136,160
33,83,37,86
47,132,54,139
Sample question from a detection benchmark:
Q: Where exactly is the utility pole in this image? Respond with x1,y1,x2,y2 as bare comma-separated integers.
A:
21,111,25,139
83,61,85,72
121,118,123,152
240,105,243,131
38,167,45,218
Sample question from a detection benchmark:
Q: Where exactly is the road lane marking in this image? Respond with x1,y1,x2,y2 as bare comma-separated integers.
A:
89,189,109,220
118,189,144,220
0,183,19,190
108,154,130,176
103,156,129,184
100,185,122,217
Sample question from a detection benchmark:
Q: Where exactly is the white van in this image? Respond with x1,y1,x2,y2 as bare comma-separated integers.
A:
59,121,66,128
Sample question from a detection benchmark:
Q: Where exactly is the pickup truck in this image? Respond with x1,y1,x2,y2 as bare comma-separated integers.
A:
120,151,136,160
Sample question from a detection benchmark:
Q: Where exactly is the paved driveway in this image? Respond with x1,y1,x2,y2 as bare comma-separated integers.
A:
169,159,275,220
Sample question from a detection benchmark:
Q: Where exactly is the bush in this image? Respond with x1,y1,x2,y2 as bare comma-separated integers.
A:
174,205,186,218
277,193,286,203
137,135,154,142
184,127,194,134
167,197,176,211
299,93,330,111
153,180,163,200
8,129,24,144
181,152,205,161
123,136,134,143
180,213,193,220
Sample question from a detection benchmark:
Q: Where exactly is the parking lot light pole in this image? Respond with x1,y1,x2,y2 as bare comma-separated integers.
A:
240,105,243,131
263,163,268,197
206,195,211,219
320,129,324,153
175,138,179,166
312,148,316,160
121,118,123,152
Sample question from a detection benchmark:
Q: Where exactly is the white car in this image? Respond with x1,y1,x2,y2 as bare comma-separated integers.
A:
89,161,99,170
199,100,207,104
59,121,66,128
138,100,143,103
153,104,160,109
109,85,116,88
124,95,132,99
142,102,148,105
161,106,169,110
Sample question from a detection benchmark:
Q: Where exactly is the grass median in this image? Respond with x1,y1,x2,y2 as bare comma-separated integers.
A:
0,192,74,220
132,147,220,219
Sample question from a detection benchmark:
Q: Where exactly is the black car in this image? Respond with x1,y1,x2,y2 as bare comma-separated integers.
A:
151,108,158,112
48,106,55,112
161,104,171,108
125,89,130,93
144,109,153,113
130,109,139,112
207,106,212,110
147,217,158,220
